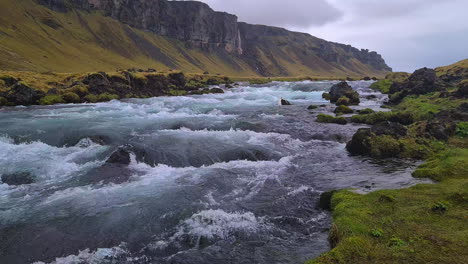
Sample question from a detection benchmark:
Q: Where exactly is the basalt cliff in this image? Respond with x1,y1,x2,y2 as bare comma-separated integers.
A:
0,0,391,76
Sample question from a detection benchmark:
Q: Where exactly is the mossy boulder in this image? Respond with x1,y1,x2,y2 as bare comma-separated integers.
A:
39,95,65,105
168,72,186,88
328,81,360,105
358,108,375,115
351,111,414,125
334,105,353,114
369,135,402,158
318,190,337,210
317,114,347,125
0,96,9,106
346,128,374,155
308,105,319,110
62,92,81,103
322,93,331,100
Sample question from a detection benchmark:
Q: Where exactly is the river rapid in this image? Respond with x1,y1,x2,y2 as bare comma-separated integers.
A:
0,81,429,264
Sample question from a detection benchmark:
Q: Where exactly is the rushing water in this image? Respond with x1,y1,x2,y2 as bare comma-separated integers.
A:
0,81,429,264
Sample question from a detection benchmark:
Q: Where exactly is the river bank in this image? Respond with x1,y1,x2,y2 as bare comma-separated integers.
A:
309,66,468,263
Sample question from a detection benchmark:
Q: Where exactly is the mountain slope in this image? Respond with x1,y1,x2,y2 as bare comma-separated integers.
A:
0,0,392,77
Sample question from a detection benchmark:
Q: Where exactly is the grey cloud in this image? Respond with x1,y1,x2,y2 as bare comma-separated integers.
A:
193,0,468,72
196,0,343,27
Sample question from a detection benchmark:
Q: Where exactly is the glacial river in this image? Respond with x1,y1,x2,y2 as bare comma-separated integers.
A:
0,81,428,263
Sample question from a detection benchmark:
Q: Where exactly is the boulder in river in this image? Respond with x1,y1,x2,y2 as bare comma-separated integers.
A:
328,82,360,105
106,145,133,165
346,128,373,156
1,172,36,185
74,136,110,148
280,98,292,105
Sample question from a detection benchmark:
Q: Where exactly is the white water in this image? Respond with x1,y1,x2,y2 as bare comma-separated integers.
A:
0,81,428,264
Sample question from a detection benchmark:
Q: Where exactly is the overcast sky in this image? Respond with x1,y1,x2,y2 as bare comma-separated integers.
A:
196,0,468,72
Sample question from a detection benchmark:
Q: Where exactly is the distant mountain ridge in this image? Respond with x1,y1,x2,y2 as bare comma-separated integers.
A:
0,0,391,76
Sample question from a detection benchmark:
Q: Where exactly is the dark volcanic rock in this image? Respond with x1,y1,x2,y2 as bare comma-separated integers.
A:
281,98,292,105
390,68,447,96
106,146,133,165
6,82,45,105
456,81,468,98
318,190,337,210
328,82,360,105
209,88,225,94
346,128,373,156
371,121,408,138
1,172,36,185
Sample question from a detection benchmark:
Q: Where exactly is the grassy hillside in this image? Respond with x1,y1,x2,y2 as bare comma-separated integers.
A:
0,0,389,77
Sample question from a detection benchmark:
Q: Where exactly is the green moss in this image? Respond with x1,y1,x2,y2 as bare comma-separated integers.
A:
370,79,393,94
358,108,375,115
334,105,353,115
350,111,414,125
456,122,468,138
322,93,331,100
0,96,8,106
369,135,401,158
62,92,80,103
97,93,119,102
83,94,98,103
317,114,347,125
336,96,350,106
39,95,65,105
68,85,89,97
168,89,188,96
394,94,464,121
308,105,319,110
412,148,468,181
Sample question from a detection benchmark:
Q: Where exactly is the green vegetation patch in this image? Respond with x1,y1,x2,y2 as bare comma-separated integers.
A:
317,114,347,125
39,95,65,105
370,79,393,94
350,111,414,125
309,146,468,264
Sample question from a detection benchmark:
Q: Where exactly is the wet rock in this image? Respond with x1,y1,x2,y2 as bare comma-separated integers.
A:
318,190,337,210
371,121,408,138
362,77,371,81
366,95,377,100
328,82,360,105
209,88,224,94
280,98,292,105
308,105,318,110
74,136,110,147
425,121,456,141
1,172,35,185
106,146,133,165
346,128,373,156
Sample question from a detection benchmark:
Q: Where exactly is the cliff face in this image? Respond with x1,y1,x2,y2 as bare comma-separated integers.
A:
1,0,391,76
38,0,243,54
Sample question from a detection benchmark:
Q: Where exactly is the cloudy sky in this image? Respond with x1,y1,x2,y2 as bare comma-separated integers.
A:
196,0,468,72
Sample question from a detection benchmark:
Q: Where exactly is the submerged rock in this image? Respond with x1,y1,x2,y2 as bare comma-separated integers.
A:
106,146,133,165
1,172,36,185
74,136,110,147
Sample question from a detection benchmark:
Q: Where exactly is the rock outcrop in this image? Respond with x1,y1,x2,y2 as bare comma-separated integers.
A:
327,82,360,106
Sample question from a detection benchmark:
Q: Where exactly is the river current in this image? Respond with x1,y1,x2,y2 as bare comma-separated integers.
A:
0,81,428,264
